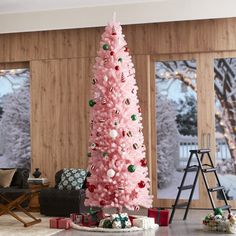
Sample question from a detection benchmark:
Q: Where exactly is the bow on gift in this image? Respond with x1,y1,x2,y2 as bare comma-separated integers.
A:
88,208,102,223
113,214,128,228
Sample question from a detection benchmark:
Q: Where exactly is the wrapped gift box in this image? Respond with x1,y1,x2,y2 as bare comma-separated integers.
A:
49,218,71,229
133,217,156,229
82,209,104,227
148,208,169,226
111,213,131,229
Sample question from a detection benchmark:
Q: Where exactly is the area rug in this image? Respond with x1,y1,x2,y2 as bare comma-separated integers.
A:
0,212,64,236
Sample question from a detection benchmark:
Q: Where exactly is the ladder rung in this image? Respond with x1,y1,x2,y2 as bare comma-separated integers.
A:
184,165,198,172
220,205,231,210
203,167,216,173
198,149,210,153
209,186,224,192
174,202,188,209
178,185,193,190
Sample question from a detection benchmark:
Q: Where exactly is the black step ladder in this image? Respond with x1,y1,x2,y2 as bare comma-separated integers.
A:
169,149,231,224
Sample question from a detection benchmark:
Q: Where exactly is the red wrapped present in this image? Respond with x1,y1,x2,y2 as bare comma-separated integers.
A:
129,215,137,226
82,209,104,227
49,218,71,230
70,213,77,222
148,208,169,226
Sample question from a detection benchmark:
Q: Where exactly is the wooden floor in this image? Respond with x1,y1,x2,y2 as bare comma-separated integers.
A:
54,209,233,236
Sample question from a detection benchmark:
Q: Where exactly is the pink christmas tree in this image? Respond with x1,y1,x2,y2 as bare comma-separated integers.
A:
85,17,153,212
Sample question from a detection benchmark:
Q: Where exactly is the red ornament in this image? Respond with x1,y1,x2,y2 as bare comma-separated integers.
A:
105,185,111,191
138,180,145,188
100,200,106,206
140,159,147,167
110,51,115,56
122,131,126,137
88,185,96,192
115,65,119,70
124,47,129,52
112,32,117,35
101,97,107,105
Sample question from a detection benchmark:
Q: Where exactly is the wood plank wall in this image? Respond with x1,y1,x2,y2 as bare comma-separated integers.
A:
0,17,236,185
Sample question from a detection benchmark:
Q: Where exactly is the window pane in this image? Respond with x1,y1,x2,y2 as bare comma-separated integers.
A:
155,60,199,199
214,58,236,200
0,68,30,169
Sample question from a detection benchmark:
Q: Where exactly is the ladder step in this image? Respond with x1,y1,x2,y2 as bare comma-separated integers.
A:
178,185,194,190
174,202,188,209
203,167,216,173
220,205,231,210
209,186,224,192
184,165,198,172
198,149,211,154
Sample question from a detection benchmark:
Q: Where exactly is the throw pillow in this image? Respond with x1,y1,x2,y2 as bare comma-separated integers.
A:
58,168,87,190
0,169,16,187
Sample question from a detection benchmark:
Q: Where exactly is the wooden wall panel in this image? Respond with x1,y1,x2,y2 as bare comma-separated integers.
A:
30,58,93,183
1,18,236,63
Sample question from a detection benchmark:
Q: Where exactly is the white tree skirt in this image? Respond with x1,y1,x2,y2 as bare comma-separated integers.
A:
71,222,159,233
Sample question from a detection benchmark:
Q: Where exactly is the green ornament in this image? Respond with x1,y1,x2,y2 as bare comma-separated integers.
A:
131,114,137,121
87,152,91,157
102,152,108,157
89,99,96,107
102,44,109,50
214,208,223,216
128,164,136,173
118,58,122,62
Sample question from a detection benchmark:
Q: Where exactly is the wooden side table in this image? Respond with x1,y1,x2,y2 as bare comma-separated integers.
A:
28,183,49,212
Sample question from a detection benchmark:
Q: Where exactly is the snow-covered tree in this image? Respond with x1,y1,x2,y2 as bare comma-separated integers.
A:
156,94,179,188
0,79,30,169
157,59,236,172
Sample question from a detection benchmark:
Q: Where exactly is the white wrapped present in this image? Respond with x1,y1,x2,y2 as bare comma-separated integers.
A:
111,213,131,229
133,217,156,229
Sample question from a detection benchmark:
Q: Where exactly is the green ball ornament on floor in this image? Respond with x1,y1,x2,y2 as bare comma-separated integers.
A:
214,208,223,216
102,44,109,50
131,114,137,121
89,99,96,107
128,164,136,172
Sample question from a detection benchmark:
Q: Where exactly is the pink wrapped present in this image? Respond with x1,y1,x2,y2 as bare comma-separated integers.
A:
49,218,62,228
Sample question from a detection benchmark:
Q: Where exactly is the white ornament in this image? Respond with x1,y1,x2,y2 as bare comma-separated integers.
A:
109,129,118,139
103,75,108,81
107,169,116,178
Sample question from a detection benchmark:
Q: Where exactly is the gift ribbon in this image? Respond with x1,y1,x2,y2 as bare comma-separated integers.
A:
113,214,128,228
